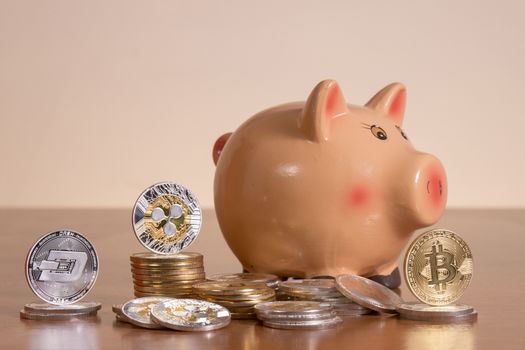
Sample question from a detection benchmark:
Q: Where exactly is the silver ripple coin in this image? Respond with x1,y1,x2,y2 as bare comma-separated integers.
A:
132,182,202,254
150,299,231,331
25,230,99,305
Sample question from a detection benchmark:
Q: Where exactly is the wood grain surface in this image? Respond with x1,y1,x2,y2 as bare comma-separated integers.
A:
1,209,523,350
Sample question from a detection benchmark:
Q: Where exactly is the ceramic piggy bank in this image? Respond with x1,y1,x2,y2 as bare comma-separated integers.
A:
213,80,447,285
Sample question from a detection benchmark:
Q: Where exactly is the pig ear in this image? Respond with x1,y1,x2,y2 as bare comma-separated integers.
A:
365,83,407,125
299,79,348,142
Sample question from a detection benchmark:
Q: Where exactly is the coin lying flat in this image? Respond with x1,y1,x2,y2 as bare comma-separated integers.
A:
405,229,473,306
25,230,99,305
255,301,332,316
262,316,343,330
24,302,101,315
255,301,336,321
20,309,97,320
335,274,403,314
280,279,338,295
280,278,373,316
121,297,173,329
207,273,280,289
397,303,478,322
132,182,202,255
150,299,231,331
396,302,474,317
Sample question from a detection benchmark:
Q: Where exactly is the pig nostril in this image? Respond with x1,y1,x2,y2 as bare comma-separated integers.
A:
439,180,443,196
426,180,430,194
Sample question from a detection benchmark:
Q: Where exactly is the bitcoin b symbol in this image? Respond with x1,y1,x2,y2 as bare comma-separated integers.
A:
425,242,457,291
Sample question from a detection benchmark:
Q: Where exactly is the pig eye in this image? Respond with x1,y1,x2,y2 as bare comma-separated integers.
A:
370,125,387,140
396,125,408,140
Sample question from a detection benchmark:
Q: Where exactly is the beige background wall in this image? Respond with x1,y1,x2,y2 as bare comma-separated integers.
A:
1,0,524,209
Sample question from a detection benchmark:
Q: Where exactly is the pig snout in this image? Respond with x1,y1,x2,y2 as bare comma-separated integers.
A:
213,133,232,165
407,153,448,227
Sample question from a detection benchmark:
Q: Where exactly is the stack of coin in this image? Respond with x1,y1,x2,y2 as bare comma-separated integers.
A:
193,281,276,319
131,252,206,298
207,272,280,290
280,279,372,316
255,301,342,329
20,302,101,321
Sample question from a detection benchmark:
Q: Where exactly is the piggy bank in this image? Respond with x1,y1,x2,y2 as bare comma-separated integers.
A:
213,80,447,285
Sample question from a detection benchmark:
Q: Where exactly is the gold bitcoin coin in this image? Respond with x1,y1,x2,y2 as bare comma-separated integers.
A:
404,229,473,306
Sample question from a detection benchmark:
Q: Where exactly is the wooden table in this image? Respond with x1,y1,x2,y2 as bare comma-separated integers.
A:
1,209,524,350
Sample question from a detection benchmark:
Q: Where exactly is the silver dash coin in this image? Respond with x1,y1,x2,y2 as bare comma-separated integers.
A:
24,301,101,315
25,230,99,305
262,316,343,330
132,182,202,254
335,274,403,314
121,297,173,329
20,309,97,321
150,298,231,331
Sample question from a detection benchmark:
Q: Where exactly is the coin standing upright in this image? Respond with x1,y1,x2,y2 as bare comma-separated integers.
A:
132,182,202,255
22,229,101,320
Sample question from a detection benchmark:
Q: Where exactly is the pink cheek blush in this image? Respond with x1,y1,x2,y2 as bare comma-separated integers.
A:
347,185,370,208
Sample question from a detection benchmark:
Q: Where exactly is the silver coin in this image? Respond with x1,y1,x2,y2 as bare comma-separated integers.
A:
335,274,403,314
25,230,99,305
262,316,343,330
334,308,372,316
24,301,101,315
150,298,231,331
20,309,97,320
132,182,202,254
396,302,474,317
399,308,478,323
122,297,173,329
257,310,336,321
255,301,333,315
280,279,337,294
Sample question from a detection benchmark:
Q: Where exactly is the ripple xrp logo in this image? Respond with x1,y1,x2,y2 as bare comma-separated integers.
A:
151,204,184,236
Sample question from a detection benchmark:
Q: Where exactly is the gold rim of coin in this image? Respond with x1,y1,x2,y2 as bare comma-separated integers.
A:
130,262,203,269
193,281,270,295
131,267,205,275
130,252,203,262
134,291,195,298
133,274,206,282
404,229,473,306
